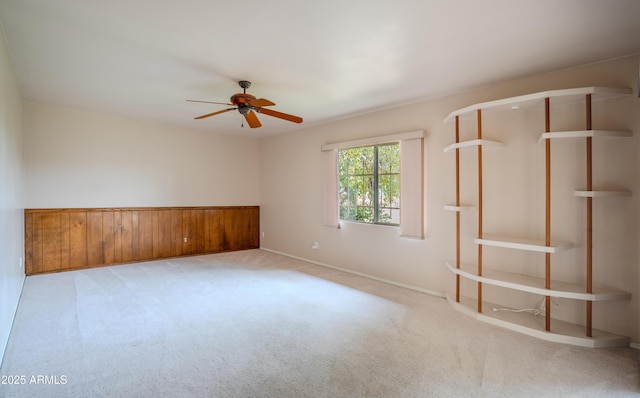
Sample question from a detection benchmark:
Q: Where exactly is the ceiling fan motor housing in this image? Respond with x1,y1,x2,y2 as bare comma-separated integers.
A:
231,81,256,107
230,93,257,105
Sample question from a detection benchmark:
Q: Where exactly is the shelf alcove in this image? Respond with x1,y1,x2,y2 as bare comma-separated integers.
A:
443,87,633,348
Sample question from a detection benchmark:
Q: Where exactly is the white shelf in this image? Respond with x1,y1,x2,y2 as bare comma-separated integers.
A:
539,129,632,142
443,139,505,153
475,235,572,253
444,87,631,123
445,261,631,302
444,205,475,212
574,190,632,198
445,294,630,348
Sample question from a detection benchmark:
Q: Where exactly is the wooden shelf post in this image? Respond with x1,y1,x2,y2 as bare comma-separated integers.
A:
455,116,461,302
477,109,483,313
545,98,552,332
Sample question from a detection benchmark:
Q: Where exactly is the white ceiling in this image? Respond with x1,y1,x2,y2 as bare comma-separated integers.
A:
1,0,640,137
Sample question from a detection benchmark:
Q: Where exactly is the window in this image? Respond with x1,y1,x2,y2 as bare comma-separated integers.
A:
322,130,424,239
338,143,400,225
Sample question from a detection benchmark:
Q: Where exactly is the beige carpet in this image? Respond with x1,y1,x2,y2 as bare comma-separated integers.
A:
0,249,638,397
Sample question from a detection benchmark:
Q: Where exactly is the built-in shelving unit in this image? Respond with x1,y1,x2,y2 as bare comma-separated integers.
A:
444,86,633,347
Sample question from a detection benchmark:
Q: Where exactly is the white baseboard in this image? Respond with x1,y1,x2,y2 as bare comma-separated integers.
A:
260,247,445,299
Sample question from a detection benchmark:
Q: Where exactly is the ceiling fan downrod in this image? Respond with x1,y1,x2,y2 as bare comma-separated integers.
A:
238,80,251,94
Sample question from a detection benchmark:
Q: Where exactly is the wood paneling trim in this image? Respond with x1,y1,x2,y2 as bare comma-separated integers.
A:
24,206,259,275
24,206,258,213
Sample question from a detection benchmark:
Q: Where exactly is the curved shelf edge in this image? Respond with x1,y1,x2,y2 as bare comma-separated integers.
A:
444,261,631,301
445,293,630,348
538,130,632,142
444,86,631,123
574,190,632,198
443,139,505,153
444,205,475,212
475,235,572,253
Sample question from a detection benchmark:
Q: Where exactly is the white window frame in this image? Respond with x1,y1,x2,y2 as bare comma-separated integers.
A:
321,130,424,239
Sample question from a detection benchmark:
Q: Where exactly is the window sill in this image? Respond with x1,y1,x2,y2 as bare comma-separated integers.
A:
339,220,400,228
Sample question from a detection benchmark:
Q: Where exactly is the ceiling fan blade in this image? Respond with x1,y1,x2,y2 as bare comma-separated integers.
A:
187,99,234,106
244,111,262,128
194,107,236,120
258,107,303,124
248,98,275,108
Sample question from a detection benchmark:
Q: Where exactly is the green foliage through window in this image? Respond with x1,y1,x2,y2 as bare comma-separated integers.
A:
338,143,400,224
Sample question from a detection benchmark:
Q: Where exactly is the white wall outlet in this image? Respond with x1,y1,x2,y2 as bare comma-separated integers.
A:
261,231,265,238
183,237,188,243
312,242,319,250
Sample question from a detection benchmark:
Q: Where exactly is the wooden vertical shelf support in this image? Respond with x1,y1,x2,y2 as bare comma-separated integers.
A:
586,94,593,337
545,98,552,332
455,116,461,302
477,109,483,313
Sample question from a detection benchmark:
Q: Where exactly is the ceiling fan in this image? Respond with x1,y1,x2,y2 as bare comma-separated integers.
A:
187,80,303,128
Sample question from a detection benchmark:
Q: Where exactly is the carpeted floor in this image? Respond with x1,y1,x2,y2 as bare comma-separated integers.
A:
0,249,638,397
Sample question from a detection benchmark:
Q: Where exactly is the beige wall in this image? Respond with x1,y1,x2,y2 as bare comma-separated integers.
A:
260,55,640,343
0,28,24,365
23,103,260,208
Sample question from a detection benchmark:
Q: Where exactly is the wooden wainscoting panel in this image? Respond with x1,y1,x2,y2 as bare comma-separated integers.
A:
86,211,104,267
41,213,62,273
24,213,34,275
60,212,70,270
102,211,116,265
113,211,122,264
170,210,183,257
182,210,193,255
193,209,206,255
120,211,133,263
247,207,260,248
151,210,160,259
131,210,140,262
136,210,154,261
157,210,172,259
204,209,222,253
68,211,88,269
221,208,236,251
24,206,259,275
25,213,42,274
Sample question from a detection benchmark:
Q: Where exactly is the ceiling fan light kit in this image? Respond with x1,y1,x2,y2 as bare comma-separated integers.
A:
187,80,303,128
